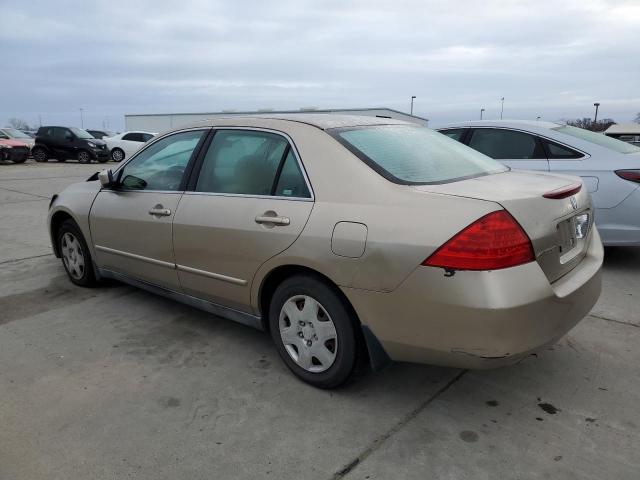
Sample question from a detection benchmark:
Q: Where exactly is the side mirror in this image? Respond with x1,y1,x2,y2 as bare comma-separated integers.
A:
98,169,115,188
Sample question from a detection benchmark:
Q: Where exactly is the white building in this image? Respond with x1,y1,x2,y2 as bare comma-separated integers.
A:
125,108,429,132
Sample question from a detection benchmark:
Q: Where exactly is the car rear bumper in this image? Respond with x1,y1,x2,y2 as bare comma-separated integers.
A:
342,227,603,369
595,187,640,246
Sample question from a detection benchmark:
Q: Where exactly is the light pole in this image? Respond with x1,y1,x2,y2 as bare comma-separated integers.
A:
410,96,416,115
480,108,485,120
500,97,505,120
593,102,600,126
79,108,84,128
536,116,541,121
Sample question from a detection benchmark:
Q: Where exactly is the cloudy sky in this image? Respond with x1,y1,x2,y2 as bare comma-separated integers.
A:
2,0,639,130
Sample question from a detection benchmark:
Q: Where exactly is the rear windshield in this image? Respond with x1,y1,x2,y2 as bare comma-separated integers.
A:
553,125,640,154
330,125,507,185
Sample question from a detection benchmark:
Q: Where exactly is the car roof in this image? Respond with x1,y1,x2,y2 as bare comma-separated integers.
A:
181,113,410,131
438,119,562,130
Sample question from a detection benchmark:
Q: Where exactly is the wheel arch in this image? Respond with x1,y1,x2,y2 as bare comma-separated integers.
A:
256,264,392,372
49,209,76,257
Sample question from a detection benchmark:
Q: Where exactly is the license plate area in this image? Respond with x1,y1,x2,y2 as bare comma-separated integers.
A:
557,211,591,264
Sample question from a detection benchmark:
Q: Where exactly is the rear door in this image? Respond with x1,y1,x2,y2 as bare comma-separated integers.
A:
121,132,145,157
90,129,208,290
467,127,550,171
172,128,314,312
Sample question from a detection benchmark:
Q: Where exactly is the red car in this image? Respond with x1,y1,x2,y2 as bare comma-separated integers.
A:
0,139,30,164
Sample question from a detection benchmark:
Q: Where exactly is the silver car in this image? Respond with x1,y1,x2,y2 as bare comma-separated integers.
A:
438,120,640,246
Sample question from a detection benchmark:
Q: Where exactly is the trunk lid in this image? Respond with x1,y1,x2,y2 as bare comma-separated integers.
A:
412,170,594,282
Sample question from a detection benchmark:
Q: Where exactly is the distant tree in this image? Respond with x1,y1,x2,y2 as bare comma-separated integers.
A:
565,117,615,132
7,118,30,130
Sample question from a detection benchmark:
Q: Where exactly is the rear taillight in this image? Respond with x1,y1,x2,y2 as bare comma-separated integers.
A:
543,182,582,199
422,210,535,271
615,170,640,184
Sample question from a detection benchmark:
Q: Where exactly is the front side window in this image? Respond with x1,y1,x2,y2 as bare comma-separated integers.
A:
330,125,506,184
468,128,544,160
195,129,303,196
554,125,640,154
118,130,205,191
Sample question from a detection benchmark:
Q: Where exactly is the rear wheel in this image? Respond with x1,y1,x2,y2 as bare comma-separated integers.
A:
77,150,91,164
56,219,96,287
32,147,48,162
111,148,125,162
269,274,359,388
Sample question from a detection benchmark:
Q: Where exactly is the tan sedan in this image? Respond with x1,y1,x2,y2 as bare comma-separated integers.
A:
47,115,603,388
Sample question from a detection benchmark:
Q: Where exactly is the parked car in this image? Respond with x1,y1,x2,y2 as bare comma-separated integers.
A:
0,127,35,148
48,115,602,388
87,129,117,140
32,126,110,163
604,123,640,147
438,120,640,246
104,131,156,162
0,138,30,163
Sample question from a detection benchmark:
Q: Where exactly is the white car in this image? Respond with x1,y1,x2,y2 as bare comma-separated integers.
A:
104,131,156,162
438,120,640,246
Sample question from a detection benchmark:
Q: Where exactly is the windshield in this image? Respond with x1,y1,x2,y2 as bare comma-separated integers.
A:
553,125,640,154
330,125,507,184
3,128,31,139
70,128,95,139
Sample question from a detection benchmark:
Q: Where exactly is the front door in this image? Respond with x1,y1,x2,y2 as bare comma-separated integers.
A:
467,127,550,171
172,128,314,312
90,129,208,290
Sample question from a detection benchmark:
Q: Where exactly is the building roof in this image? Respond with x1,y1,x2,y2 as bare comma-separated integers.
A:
184,113,411,130
605,123,640,134
125,107,429,123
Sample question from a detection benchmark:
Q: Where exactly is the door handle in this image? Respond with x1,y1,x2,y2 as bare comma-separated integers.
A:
255,214,290,226
149,205,172,217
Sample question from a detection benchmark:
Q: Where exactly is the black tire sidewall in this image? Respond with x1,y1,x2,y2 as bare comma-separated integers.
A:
33,148,48,162
56,220,96,287
111,148,124,162
269,274,358,389
77,151,91,163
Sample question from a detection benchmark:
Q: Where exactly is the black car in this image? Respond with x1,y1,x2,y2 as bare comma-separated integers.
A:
87,129,116,139
32,126,110,163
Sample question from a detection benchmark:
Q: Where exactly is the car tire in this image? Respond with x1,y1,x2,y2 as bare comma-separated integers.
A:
97,156,109,164
12,156,28,164
77,150,91,164
56,219,96,287
111,148,125,162
32,147,48,162
269,274,360,389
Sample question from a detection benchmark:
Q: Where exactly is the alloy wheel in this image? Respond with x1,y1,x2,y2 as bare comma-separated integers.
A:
279,295,338,373
111,149,124,162
61,232,85,280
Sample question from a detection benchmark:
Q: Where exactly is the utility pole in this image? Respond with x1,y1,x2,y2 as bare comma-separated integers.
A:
480,108,485,120
79,108,84,128
500,97,505,119
410,96,416,115
593,102,600,127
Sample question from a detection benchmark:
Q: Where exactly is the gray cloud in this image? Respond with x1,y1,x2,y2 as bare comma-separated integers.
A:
1,0,639,130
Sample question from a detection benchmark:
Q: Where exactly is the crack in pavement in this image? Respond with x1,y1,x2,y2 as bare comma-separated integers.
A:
0,175,88,181
0,198,48,206
0,253,54,265
0,185,51,199
331,370,468,479
589,313,639,329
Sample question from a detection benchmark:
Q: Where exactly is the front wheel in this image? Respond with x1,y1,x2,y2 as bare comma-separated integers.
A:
56,219,96,287
32,147,48,162
12,156,28,164
77,150,91,164
269,274,359,389
111,148,125,162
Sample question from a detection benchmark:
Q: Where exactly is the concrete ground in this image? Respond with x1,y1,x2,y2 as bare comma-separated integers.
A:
1,160,639,480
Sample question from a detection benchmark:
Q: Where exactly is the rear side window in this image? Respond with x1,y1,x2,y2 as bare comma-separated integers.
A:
274,150,311,197
542,140,583,159
331,125,506,185
468,128,544,159
123,133,142,142
440,128,466,142
553,125,640,154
